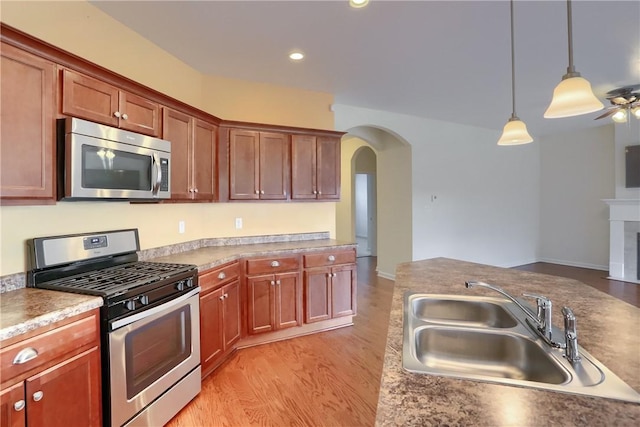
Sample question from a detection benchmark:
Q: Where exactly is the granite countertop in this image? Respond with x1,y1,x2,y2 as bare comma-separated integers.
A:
147,238,356,272
376,258,640,426
0,238,354,343
0,289,103,341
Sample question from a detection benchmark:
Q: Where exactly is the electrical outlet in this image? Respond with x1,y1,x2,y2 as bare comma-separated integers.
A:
178,220,185,234
235,217,243,229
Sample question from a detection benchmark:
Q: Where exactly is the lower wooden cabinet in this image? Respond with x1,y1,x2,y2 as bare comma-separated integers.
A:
304,264,356,323
246,272,302,335
303,249,357,323
199,263,241,377
0,310,102,427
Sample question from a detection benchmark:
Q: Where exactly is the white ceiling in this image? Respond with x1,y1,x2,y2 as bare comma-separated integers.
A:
90,0,640,137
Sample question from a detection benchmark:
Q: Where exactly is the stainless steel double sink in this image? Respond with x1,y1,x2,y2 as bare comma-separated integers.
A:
403,293,640,403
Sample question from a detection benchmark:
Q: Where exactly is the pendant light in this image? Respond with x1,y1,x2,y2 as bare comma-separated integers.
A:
498,0,533,146
544,0,603,118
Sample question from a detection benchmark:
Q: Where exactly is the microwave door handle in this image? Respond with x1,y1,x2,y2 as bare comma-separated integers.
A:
152,153,162,196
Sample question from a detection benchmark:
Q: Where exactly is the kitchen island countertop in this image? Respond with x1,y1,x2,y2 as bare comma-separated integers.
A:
377,257,640,426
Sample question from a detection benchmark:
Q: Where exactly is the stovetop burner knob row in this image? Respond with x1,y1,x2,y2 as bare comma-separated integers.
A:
175,278,194,292
124,295,150,311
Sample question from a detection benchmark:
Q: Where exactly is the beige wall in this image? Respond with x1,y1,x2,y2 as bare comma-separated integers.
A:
0,1,337,276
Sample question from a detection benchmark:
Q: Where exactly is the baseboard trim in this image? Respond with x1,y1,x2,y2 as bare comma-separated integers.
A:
377,270,395,281
537,258,608,272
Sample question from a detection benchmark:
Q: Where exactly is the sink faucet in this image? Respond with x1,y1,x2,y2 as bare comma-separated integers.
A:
562,307,581,363
465,281,565,348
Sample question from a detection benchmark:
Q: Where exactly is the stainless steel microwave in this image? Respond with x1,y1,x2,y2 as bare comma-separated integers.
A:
60,117,171,200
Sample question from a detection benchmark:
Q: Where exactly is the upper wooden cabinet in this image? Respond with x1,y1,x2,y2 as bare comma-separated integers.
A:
291,135,341,200
228,129,289,200
62,69,160,136
0,42,57,204
162,108,217,201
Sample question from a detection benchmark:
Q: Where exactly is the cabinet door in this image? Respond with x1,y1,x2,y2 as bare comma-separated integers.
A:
259,132,289,200
25,347,101,427
331,264,357,318
291,135,317,200
162,108,192,200
229,129,259,200
200,287,224,374
304,268,331,323
247,275,275,335
275,272,302,330
316,136,341,200
0,43,56,202
61,69,119,127
0,382,25,427
119,91,160,136
222,280,241,349
193,120,217,201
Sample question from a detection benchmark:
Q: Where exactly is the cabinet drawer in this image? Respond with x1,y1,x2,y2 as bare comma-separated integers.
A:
0,312,99,384
303,250,356,268
245,256,300,275
199,261,240,294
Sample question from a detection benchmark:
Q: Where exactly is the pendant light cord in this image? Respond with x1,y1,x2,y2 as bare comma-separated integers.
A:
566,0,575,74
510,0,517,118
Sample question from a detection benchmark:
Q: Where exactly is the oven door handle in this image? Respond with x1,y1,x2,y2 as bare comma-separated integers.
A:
109,287,200,331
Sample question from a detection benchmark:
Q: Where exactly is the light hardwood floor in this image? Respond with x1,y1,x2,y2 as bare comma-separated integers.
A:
167,257,637,426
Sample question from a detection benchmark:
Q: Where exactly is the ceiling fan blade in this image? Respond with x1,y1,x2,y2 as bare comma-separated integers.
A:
594,109,620,120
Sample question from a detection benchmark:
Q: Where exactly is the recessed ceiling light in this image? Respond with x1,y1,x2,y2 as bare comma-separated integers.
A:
289,52,304,61
349,0,369,8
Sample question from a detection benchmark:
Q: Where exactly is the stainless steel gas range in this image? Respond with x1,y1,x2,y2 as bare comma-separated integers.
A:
27,229,201,427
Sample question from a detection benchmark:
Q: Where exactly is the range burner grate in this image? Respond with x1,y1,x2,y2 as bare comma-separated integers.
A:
41,262,196,297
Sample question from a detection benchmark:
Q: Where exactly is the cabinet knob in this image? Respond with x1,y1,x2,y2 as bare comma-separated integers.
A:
122,113,128,120
219,295,225,300
224,293,228,298
13,400,25,412
255,190,260,194
313,190,317,194
113,111,121,118
217,272,226,280
276,280,281,285
13,347,38,365
260,190,265,195
318,191,322,195
328,255,336,262
32,391,43,402
270,280,275,286
333,273,337,278
271,260,280,268
194,188,199,193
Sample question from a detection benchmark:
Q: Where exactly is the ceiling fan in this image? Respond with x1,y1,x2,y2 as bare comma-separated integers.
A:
594,84,640,122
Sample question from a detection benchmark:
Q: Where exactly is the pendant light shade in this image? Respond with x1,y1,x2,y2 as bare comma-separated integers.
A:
544,0,603,118
498,0,533,146
498,117,533,146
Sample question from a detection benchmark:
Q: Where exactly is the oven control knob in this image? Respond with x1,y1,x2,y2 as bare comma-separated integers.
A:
186,278,194,288
139,295,149,305
176,281,185,291
125,300,136,311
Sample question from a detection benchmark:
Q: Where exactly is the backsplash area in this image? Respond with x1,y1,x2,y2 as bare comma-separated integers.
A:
0,232,330,293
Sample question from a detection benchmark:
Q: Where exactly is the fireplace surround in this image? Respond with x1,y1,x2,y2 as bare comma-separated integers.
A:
604,199,640,284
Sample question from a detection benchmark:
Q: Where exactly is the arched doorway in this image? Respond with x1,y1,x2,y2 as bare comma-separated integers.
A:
336,126,412,279
354,146,377,257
